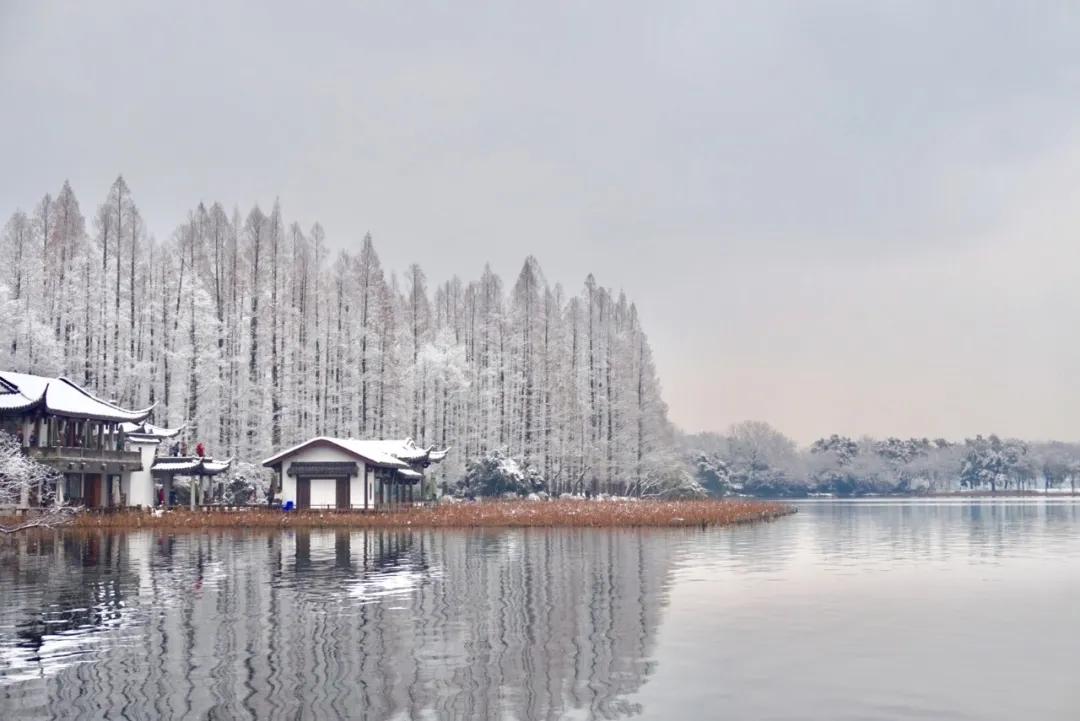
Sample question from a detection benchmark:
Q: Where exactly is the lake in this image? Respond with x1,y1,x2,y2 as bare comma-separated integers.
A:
1,499,1078,720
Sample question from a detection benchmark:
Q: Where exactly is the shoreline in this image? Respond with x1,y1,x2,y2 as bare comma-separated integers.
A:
9,499,796,531
749,490,1080,501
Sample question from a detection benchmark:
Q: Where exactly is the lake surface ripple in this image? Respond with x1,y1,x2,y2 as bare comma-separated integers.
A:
1,499,1077,720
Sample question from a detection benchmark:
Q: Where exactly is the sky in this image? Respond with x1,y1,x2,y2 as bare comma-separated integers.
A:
2,1,1080,444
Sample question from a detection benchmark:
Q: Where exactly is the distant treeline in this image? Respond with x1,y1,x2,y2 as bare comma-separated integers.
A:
685,421,1080,497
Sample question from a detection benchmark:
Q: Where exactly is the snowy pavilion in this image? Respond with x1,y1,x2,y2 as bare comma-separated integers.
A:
150,454,232,508
262,437,449,510
0,371,153,508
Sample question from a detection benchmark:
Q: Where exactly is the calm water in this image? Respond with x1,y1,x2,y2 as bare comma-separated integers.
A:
1,499,1078,720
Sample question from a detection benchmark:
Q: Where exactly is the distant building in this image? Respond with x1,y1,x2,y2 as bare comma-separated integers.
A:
150,451,232,508
262,437,449,510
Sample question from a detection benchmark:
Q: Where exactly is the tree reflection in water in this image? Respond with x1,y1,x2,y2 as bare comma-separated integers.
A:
0,527,676,720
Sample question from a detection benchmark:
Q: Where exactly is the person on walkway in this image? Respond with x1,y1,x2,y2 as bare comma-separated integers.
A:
196,442,205,458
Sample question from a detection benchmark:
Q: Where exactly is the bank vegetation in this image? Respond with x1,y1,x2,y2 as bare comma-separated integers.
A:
39,498,795,530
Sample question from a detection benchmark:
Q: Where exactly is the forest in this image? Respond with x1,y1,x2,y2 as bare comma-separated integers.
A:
687,421,1080,497
3,177,1076,503
0,177,688,498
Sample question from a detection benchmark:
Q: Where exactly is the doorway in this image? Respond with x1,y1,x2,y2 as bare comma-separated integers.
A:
335,477,350,509
296,477,311,510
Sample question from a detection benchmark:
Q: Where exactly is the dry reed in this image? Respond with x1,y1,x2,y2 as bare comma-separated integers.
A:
48,498,795,531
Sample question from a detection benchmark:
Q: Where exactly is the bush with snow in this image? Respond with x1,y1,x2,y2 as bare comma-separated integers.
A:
638,450,705,499
451,450,545,498
217,461,271,505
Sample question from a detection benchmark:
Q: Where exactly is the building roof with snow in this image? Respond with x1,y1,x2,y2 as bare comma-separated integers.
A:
151,456,232,476
120,421,185,444
0,376,40,412
0,371,154,422
262,437,450,471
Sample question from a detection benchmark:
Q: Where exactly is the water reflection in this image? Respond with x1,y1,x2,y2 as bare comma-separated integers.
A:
0,527,675,720
4,500,1080,721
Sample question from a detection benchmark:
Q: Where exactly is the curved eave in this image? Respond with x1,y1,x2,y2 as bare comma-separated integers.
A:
127,434,164,445
50,377,155,423
393,450,430,463
46,404,156,423
0,396,44,415
202,458,233,475
121,421,185,439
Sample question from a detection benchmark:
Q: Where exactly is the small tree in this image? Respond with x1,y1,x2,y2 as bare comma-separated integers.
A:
217,461,270,505
452,450,545,498
639,450,705,499
726,420,801,493
0,430,73,532
960,435,1027,492
692,452,732,496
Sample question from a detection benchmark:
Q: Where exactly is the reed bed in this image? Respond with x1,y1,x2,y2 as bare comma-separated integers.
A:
56,498,795,531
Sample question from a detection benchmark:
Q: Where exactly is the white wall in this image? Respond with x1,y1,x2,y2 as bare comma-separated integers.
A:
279,444,367,509
126,442,158,507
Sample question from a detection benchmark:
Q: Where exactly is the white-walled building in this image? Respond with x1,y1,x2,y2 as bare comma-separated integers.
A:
0,371,229,510
0,371,154,508
262,437,448,510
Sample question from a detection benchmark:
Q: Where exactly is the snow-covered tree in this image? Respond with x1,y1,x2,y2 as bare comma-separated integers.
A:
1,180,679,495
0,431,60,508
960,435,1028,492
726,420,802,494
638,450,704,499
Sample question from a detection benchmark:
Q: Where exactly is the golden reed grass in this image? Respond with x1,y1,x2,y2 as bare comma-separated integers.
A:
46,498,795,530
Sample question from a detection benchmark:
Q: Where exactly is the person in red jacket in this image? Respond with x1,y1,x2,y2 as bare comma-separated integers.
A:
196,442,205,458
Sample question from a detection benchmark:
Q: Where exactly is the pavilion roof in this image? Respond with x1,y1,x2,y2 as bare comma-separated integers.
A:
151,456,232,476
121,421,185,443
0,376,41,413
262,437,450,470
0,371,153,422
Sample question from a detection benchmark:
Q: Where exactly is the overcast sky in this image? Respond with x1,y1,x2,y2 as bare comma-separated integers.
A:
2,1,1079,444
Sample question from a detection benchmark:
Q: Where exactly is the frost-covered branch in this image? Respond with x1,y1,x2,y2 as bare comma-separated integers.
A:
0,431,61,507
0,430,76,532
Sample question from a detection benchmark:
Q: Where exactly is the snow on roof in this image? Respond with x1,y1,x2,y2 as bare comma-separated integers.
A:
0,371,153,422
120,421,185,441
151,456,231,475
0,375,41,412
201,459,232,474
151,459,202,473
397,468,423,479
262,437,450,469
262,437,410,469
